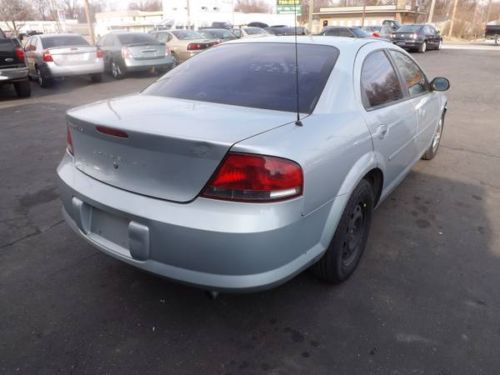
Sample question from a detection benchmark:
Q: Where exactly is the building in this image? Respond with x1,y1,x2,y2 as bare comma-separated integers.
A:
94,10,164,36
315,1,427,31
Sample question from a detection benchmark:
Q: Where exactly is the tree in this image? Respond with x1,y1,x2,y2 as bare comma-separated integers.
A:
234,0,271,13
0,0,34,35
128,0,162,11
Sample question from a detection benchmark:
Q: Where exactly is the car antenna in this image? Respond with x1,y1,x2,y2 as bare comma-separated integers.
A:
293,0,303,127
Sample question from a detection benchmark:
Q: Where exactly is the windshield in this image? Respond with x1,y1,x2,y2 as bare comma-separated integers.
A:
351,28,370,37
143,43,339,113
244,27,267,35
41,35,89,48
117,33,157,45
397,25,423,33
172,30,205,40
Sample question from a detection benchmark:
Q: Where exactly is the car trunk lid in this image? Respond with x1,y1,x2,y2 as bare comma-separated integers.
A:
49,45,98,66
67,94,294,203
124,43,165,60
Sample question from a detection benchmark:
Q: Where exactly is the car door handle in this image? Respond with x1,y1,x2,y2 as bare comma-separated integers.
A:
374,125,388,139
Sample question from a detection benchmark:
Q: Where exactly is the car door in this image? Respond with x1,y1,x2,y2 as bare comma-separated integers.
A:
387,49,441,155
355,46,419,190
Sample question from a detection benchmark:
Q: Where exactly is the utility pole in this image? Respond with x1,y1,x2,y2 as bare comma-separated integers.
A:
361,1,366,27
427,0,436,23
486,0,493,24
308,0,314,33
186,0,191,29
83,0,95,45
448,0,458,38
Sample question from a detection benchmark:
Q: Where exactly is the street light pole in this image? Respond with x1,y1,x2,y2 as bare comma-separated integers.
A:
448,0,458,38
361,1,366,27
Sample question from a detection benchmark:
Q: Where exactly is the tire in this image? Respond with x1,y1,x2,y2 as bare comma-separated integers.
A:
110,60,125,79
36,67,52,88
90,73,103,83
311,179,374,283
422,114,445,160
418,41,427,53
171,54,178,68
14,80,31,98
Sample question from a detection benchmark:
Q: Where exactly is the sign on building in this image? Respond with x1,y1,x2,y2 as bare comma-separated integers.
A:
276,0,301,16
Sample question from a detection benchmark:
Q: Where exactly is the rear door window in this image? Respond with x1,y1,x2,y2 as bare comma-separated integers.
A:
361,50,404,109
389,50,429,96
143,43,339,113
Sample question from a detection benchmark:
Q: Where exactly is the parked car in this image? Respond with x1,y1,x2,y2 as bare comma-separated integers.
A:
265,26,309,36
321,26,370,38
211,22,233,29
247,22,269,29
485,22,500,45
98,32,174,79
0,34,31,97
198,28,238,43
24,33,104,87
383,19,402,31
58,36,449,292
391,24,442,53
150,30,216,64
232,27,270,38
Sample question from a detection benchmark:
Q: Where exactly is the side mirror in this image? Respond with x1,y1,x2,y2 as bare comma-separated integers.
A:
431,77,450,91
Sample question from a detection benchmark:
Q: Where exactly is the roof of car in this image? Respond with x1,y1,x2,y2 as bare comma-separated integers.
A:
227,35,385,51
37,33,84,38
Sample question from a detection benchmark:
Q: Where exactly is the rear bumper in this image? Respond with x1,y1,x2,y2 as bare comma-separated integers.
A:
45,60,104,77
57,154,339,292
392,40,423,48
124,56,174,71
0,67,29,82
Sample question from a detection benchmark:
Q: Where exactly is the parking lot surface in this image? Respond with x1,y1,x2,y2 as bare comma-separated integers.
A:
1,48,500,374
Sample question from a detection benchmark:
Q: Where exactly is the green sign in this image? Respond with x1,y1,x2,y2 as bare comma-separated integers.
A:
277,0,301,15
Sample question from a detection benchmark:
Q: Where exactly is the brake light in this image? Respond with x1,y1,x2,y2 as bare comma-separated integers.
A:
15,47,24,61
202,153,303,202
96,48,104,58
96,125,129,138
121,47,130,59
165,46,171,56
187,43,204,51
372,32,380,38
66,127,74,155
42,50,53,62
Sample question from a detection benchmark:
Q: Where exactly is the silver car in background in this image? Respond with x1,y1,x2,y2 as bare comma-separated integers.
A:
58,37,449,292
97,32,174,79
24,33,104,87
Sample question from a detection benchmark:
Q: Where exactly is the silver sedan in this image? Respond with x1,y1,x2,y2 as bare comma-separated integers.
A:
24,33,104,87
57,37,449,292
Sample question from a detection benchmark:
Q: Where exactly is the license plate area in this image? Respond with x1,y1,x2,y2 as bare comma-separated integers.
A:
90,207,130,250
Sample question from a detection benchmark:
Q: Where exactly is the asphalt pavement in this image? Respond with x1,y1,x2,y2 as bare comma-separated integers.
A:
1,48,500,374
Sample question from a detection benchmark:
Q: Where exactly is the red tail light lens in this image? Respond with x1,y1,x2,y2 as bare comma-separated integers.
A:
15,47,25,61
42,50,53,62
96,48,104,58
372,32,380,38
121,47,130,59
96,125,129,138
202,153,303,202
66,127,74,155
187,43,204,51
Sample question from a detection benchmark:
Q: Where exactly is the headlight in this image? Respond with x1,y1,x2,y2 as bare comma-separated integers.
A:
411,33,417,39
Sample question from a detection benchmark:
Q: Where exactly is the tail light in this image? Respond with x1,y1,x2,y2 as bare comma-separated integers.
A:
66,127,74,156
372,32,380,38
164,46,171,56
42,50,53,62
187,43,204,51
15,47,25,61
96,48,104,58
202,153,303,202
121,47,131,59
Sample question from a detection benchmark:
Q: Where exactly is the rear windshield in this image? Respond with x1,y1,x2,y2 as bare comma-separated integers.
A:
244,27,267,35
117,33,157,45
41,35,89,48
0,38,15,52
351,28,370,37
171,30,204,40
200,29,234,39
397,25,423,32
143,43,339,113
